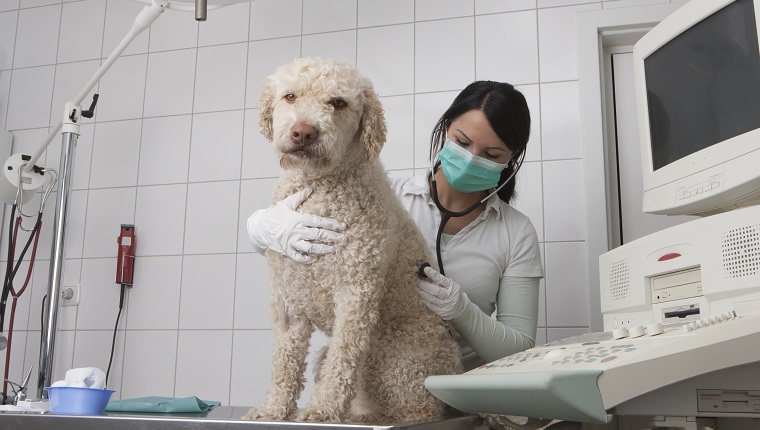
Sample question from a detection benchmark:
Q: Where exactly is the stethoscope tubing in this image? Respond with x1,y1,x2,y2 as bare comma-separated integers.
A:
429,152,523,276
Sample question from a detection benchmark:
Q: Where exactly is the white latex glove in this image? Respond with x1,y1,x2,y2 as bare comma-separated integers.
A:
416,266,470,320
247,188,347,264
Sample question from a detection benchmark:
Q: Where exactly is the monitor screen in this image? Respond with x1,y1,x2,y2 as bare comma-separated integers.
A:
645,0,760,171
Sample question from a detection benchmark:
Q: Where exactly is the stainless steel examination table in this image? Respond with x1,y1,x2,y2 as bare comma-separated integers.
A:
0,406,483,430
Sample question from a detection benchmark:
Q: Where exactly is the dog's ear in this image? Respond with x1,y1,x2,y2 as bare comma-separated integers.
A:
258,79,275,141
359,85,387,160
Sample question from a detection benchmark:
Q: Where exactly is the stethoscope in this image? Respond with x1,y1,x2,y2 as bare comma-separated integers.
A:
427,150,524,276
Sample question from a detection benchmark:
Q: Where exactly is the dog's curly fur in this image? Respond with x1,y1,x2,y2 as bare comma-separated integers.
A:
242,57,462,424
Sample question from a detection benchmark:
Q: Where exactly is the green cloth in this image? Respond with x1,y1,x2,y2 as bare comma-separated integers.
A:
105,396,221,413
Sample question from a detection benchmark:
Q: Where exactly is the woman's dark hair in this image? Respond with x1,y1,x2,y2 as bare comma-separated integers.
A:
429,81,531,203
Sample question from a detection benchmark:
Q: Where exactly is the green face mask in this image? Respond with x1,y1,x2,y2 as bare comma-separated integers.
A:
438,139,508,193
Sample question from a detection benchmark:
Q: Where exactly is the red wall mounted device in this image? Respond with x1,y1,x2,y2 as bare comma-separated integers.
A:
116,224,136,286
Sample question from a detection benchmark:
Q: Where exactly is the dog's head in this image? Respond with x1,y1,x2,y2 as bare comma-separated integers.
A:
259,57,386,174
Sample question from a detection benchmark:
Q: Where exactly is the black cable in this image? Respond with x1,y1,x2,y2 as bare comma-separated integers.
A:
1,211,42,333
6,214,43,290
1,205,17,332
40,295,47,333
106,284,126,387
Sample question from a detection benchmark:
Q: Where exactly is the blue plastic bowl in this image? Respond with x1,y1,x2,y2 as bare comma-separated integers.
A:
45,386,115,415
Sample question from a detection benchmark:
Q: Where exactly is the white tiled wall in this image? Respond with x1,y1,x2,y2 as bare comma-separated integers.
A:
0,0,676,408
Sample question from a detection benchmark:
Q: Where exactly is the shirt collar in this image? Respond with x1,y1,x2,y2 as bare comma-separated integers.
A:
402,171,505,218
400,171,431,197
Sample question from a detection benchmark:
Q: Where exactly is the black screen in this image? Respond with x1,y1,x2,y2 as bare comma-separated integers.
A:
645,0,760,171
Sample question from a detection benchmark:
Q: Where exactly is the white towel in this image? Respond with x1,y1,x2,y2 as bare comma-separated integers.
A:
50,367,107,389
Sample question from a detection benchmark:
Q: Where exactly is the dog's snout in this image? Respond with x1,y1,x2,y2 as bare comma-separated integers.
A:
291,123,319,146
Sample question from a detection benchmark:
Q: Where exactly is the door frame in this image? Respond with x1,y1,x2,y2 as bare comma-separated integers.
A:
577,2,685,332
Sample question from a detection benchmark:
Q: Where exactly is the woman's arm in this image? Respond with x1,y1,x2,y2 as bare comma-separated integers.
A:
449,276,539,363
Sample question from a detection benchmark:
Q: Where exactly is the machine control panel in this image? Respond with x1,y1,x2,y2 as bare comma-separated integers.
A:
474,311,739,373
426,312,760,423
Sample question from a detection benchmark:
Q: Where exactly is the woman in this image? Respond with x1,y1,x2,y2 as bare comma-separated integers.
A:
247,81,543,371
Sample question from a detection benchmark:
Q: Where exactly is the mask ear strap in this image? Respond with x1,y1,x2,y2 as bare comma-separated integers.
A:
479,150,525,203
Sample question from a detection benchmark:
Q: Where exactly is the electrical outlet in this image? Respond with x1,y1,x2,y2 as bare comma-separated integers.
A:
61,284,80,307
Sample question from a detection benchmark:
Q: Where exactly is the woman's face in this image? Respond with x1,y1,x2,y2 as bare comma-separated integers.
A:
446,109,513,164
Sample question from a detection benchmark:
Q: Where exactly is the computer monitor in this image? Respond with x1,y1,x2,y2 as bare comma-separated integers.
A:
633,0,760,216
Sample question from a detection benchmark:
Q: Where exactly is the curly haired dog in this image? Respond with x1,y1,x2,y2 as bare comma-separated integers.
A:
243,57,462,424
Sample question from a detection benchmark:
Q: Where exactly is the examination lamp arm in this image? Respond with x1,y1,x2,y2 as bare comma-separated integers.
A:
25,0,164,399
23,0,168,173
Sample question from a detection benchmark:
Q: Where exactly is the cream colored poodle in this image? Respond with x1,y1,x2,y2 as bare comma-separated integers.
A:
243,57,462,424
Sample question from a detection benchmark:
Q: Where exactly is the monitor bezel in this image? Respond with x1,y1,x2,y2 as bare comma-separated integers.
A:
633,0,760,216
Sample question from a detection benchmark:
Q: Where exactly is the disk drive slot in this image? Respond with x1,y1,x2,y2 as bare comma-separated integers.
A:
651,267,702,303
663,307,700,319
698,390,760,413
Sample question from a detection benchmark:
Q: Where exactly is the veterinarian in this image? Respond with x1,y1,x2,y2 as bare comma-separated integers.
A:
248,81,543,372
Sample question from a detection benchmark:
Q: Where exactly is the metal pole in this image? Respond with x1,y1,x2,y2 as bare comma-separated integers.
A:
36,131,77,399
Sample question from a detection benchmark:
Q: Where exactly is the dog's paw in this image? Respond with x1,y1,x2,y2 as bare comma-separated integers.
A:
346,412,382,424
242,406,293,421
298,406,342,423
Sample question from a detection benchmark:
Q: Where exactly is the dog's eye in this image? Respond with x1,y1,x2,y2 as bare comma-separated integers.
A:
284,93,297,102
330,98,347,109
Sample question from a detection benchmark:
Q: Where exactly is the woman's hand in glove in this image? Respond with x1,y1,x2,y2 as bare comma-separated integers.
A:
246,188,346,264
416,266,469,320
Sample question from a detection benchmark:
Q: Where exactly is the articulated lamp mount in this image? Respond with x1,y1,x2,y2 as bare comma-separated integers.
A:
0,0,253,400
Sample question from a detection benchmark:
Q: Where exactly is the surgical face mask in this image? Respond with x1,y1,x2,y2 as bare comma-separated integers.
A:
438,139,508,193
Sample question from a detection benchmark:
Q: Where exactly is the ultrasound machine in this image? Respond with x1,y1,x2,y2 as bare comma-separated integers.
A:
426,0,760,428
